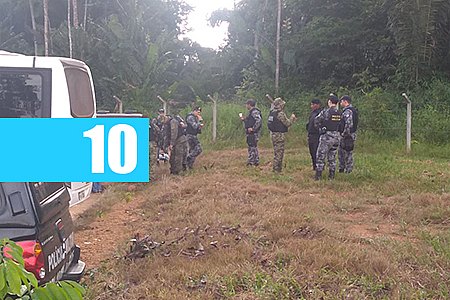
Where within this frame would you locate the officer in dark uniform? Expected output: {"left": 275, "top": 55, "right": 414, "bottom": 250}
{"left": 313, "top": 94, "right": 342, "bottom": 180}
{"left": 240, "top": 99, "right": 262, "bottom": 166}
{"left": 306, "top": 99, "right": 322, "bottom": 170}
{"left": 185, "top": 106, "right": 204, "bottom": 169}
{"left": 339, "top": 95, "right": 358, "bottom": 173}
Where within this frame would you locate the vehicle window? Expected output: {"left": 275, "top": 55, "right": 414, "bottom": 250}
{"left": 64, "top": 67, "right": 94, "bottom": 118}
{"left": 0, "top": 72, "right": 43, "bottom": 118}
{"left": 30, "top": 182, "right": 65, "bottom": 204}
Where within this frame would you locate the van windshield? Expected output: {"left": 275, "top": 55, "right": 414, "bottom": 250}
{"left": 0, "top": 68, "right": 51, "bottom": 118}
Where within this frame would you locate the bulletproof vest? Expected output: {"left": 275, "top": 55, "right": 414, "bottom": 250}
{"left": 156, "top": 117, "right": 164, "bottom": 129}
{"left": 323, "top": 108, "right": 341, "bottom": 132}
{"left": 244, "top": 108, "right": 261, "bottom": 129}
{"left": 164, "top": 116, "right": 185, "bottom": 141}
{"left": 307, "top": 108, "right": 322, "bottom": 134}
{"left": 186, "top": 113, "right": 201, "bottom": 135}
{"left": 175, "top": 115, "right": 187, "bottom": 138}
{"left": 268, "top": 110, "right": 288, "bottom": 133}
{"left": 342, "top": 106, "right": 358, "bottom": 133}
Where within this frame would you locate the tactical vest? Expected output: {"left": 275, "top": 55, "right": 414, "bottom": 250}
{"left": 307, "top": 108, "right": 322, "bottom": 134}
{"left": 341, "top": 106, "right": 358, "bottom": 133}
{"left": 175, "top": 115, "right": 187, "bottom": 138}
{"left": 268, "top": 110, "right": 288, "bottom": 133}
{"left": 244, "top": 108, "right": 261, "bottom": 130}
{"left": 186, "top": 113, "right": 201, "bottom": 135}
{"left": 166, "top": 116, "right": 186, "bottom": 141}
{"left": 323, "top": 108, "right": 341, "bottom": 131}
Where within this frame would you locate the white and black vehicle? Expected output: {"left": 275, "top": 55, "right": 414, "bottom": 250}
{"left": 0, "top": 182, "right": 85, "bottom": 283}
{"left": 0, "top": 50, "right": 96, "bottom": 206}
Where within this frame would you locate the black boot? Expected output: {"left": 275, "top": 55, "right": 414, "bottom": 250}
{"left": 329, "top": 170, "right": 335, "bottom": 180}
{"left": 314, "top": 170, "right": 322, "bottom": 181}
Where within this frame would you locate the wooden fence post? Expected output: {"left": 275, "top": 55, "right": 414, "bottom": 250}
{"left": 113, "top": 95, "right": 123, "bottom": 113}
{"left": 402, "top": 93, "right": 412, "bottom": 154}
{"left": 157, "top": 95, "right": 168, "bottom": 115}
{"left": 207, "top": 94, "right": 217, "bottom": 143}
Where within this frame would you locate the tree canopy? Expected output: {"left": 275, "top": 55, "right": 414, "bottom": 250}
{"left": 0, "top": 0, "right": 449, "bottom": 115}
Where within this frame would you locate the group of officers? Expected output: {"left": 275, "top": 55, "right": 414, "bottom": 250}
{"left": 241, "top": 94, "right": 358, "bottom": 180}
{"left": 149, "top": 93, "right": 358, "bottom": 181}
{"left": 149, "top": 106, "right": 204, "bottom": 178}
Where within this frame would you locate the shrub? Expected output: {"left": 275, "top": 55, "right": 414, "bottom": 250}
{"left": 0, "top": 238, "right": 85, "bottom": 300}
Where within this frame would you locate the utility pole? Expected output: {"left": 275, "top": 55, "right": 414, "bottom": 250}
{"left": 402, "top": 93, "right": 412, "bottom": 154}
{"left": 275, "top": 0, "right": 282, "bottom": 95}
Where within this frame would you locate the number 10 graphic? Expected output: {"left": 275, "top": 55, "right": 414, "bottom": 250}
{"left": 84, "top": 124, "right": 138, "bottom": 174}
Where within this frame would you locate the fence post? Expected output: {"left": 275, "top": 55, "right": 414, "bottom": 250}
{"left": 113, "top": 95, "right": 123, "bottom": 113}
{"left": 402, "top": 93, "right": 412, "bottom": 154}
{"left": 157, "top": 95, "right": 168, "bottom": 115}
{"left": 207, "top": 94, "right": 217, "bottom": 143}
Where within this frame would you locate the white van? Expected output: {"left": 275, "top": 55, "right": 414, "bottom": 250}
{"left": 0, "top": 50, "right": 95, "bottom": 206}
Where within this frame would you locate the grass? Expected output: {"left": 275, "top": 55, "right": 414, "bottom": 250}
{"left": 78, "top": 106, "right": 449, "bottom": 299}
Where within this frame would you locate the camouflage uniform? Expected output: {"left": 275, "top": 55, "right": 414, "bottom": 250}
{"left": 339, "top": 105, "right": 357, "bottom": 173}
{"left": 244, "top": 107, "right": 262, "bottom": 166}
{"left": 169, "top": 116, "right": 188, "bottom": 175}
{"left": 314, "top": 106, "right": 341, "bottom": 179}
{"left": 149, "top": 118, "right": 161, "bottom": 178}
{"left": 268, "top": 99, "right": 295, "bottom": 172}
{"left": 186, "top": 113, "right": 203, "bottom": 169}
{"left": 156, "top": 114, "right": 167, "bottom": 155}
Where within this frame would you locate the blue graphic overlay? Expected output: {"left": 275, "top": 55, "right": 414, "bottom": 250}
{"left": 0, "top": 118, "right": 149, "bottom": 182}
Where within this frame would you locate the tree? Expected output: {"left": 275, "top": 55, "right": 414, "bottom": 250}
{"left": 67, "top": 0, "right": 73, "bottom": 58}
{"left": 72, "top": 0, "right": 79, "bottom": 28}
{"left": 43, "top": 0, "right": 49, "bottom": 56}
{"left": 28, "top": 0, "right": 38, "bottom": 55}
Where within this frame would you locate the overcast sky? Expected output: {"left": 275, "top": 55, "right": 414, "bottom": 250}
{"left": 182, "top": 0, "right": 236, "bottom": 49}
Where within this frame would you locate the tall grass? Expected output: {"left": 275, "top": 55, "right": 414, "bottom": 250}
{"left": 195, "top": 102, "right": 450, "bottom": 160}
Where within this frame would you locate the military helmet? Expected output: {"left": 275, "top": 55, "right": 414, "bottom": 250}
{"left": 272, "top": 97, "right": 285, "bottom": 110}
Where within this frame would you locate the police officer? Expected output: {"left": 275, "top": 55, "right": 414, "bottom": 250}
{"left": 339, "top": 95, "right": 358, "bottom": 173}
{"left": 306, "top": 99, "right": 322, "bottom": 170}
{"left": 268, "top": 98, "right": 297, "bottom": 172}
{"left": 314, "top": 94, "right": 341, "bottom": 180}
{"left": 148, "top": 115, "right": 162, "bottom": 180}
{"left": 167, "top": 114, "right": 188, "bottom": 175}
{"left": 186, "top": 106, "right": 204, "bottom": 169}
{"left": 156, "top": 109, "right": 167, "bottom": 157}
{"left": 240, "top": 99, "right": 262, "bottom": 166}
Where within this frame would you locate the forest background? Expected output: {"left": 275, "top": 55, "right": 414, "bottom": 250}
{"left": 1, "top": 0, "right": 450, "bottom": 146}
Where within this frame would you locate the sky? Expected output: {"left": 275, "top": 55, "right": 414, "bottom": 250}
{"left": 182, "top": 0, "right": 236, "bottom": 49}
